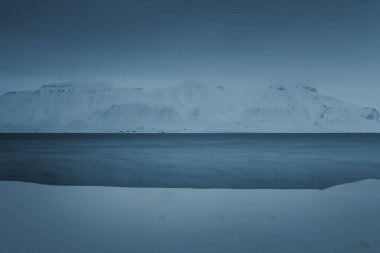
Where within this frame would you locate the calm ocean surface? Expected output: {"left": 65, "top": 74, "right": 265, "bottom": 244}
{"left": 0, "top": 133, "right": 379, "bottom": 189}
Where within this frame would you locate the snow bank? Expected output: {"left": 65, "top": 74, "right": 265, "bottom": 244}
{"left": 1, "top": 180, "right": 379, "bottom": 253}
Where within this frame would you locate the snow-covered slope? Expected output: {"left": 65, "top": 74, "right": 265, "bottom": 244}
{"left": 0, "top": 82, "right": 146, "bottom": 132}
{"left": 236, "top": 85, "right": 380, "bottom": 132}
{"left": 0, "top": 82, "right": 379, "bottom": 132}
{"left": 1, "top": 179, "right": 380, "bottom": 253}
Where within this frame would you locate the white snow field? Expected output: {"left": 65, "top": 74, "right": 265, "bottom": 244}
{"left": 0, "top": 82, "right": 379, "bottom": 132}
{"left": 0, "top": 180, "right": 379, "bottom": 253}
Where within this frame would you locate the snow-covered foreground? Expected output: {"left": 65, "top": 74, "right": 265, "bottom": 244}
{"left": 1, "top": 180, "right": 380, "bottom": 253}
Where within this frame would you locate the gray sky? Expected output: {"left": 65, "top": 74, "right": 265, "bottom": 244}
{"left": 1, "top": 0, "right": 379, "bottom": 107}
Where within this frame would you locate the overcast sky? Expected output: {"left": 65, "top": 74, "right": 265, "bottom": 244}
{"left": 1, "top": 0, "right": 379, "bottom": 107}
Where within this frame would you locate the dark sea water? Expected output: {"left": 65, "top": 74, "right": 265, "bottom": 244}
{"left": 0, "top": 133, "right": 380, "bottom": 189}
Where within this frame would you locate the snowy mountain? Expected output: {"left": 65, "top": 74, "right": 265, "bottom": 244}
{"left": 236, "top": 85, "right": 380, "bottom": 132}
{"left": 0, "top": 82, "right": 379, "bottom": 132}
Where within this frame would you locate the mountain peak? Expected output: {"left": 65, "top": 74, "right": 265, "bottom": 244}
{"left": 177, "top": 82, "right": 208, "bottom": 90}
{"left": 39, "top": 82, "right": 112, "bottom": 91}
{"left": 296, "top": 85, "right": 318, "bottom": 92}
{"left": 269, "top": 85, "right": 318, "bottom": 93}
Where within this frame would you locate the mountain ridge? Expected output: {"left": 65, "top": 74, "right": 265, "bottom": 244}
{"left": 0, "top": 82, "right": 379, "bottom": 133}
